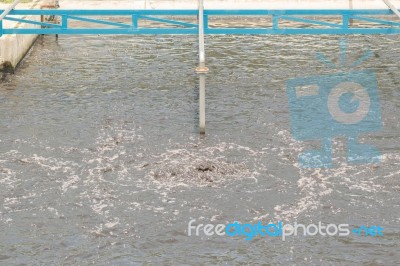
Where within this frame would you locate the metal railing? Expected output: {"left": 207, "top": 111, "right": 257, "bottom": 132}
{"left": 2, "top": 4, "right": 400, "bottom": 133}
{"left": 2, "top": 9, "right": 400, "bottom": 35}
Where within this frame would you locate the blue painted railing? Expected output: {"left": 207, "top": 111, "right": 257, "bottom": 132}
{"left": 1, "top": 9, "right": 400, "bottom": 36}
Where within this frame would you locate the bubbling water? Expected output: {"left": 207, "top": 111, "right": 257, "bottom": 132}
{"left": 147, "top": 148, "right": 251, "bottom": 187}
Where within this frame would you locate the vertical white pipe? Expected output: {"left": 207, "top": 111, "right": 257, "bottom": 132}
{"left": 198, "top": 0, "right": 205, "bottom": 67}
{"left": 349, "top": 0, "right": 353, "bottom": 26}
{"left": 198, "top": 0, "right": 207, "bottom": 134}
{"left": 199, "top": 74, "right": 206, "bottom": 134}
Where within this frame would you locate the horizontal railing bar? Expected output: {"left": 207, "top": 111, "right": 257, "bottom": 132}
{"left": 1, "top": 9, "right": 400, "bottom": 16}
{"left": 206, "top": 27, "right": 400, "bottom": 34}
{"left": 3, "top": 28, "right": 199, "bottom": 34}
{"left": 2, "top": 9, "right": 198, "bottom": 16}
{"left": 5, "top": 27, "right": 400, "bottom": 35}
{"left": 204, "top": 9, "right": 399, "bottom": 15}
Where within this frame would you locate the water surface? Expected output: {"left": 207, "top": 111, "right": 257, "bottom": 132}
{"left": 0, "top": 26, "right": 400, "bottom": 265}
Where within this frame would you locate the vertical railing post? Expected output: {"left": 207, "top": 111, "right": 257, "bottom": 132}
{"left": 343, "top": 14, "right": 349, "bottom": 32}
{"left": 196, "top": 0, "right": 208, "bottom": 134}
{"left": 61, "top": 14, "right": 68, "bottom": 29}
{"left": 132, "top": 14, "right": 138, "bottom": 30}
{"left": 204, "top": 14, "right": 208, "bottom": 31}
{"left": 272, "top": 14, "right": 279, "bottom": 31}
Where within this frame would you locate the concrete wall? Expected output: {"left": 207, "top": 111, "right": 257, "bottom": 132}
{"left": 0, "top": 0, "right": 45, "bottom": 72}
{"left": 0, "top": 28, "right": 40, "bottom": 72}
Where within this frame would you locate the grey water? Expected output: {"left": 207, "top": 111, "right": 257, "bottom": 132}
{"left": 0, "top": 30, "right": 400, "bottom": 264}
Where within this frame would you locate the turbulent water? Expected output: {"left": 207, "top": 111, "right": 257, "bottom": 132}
{"left": 0, "top": 27, "right": 400, "bottom": 264}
